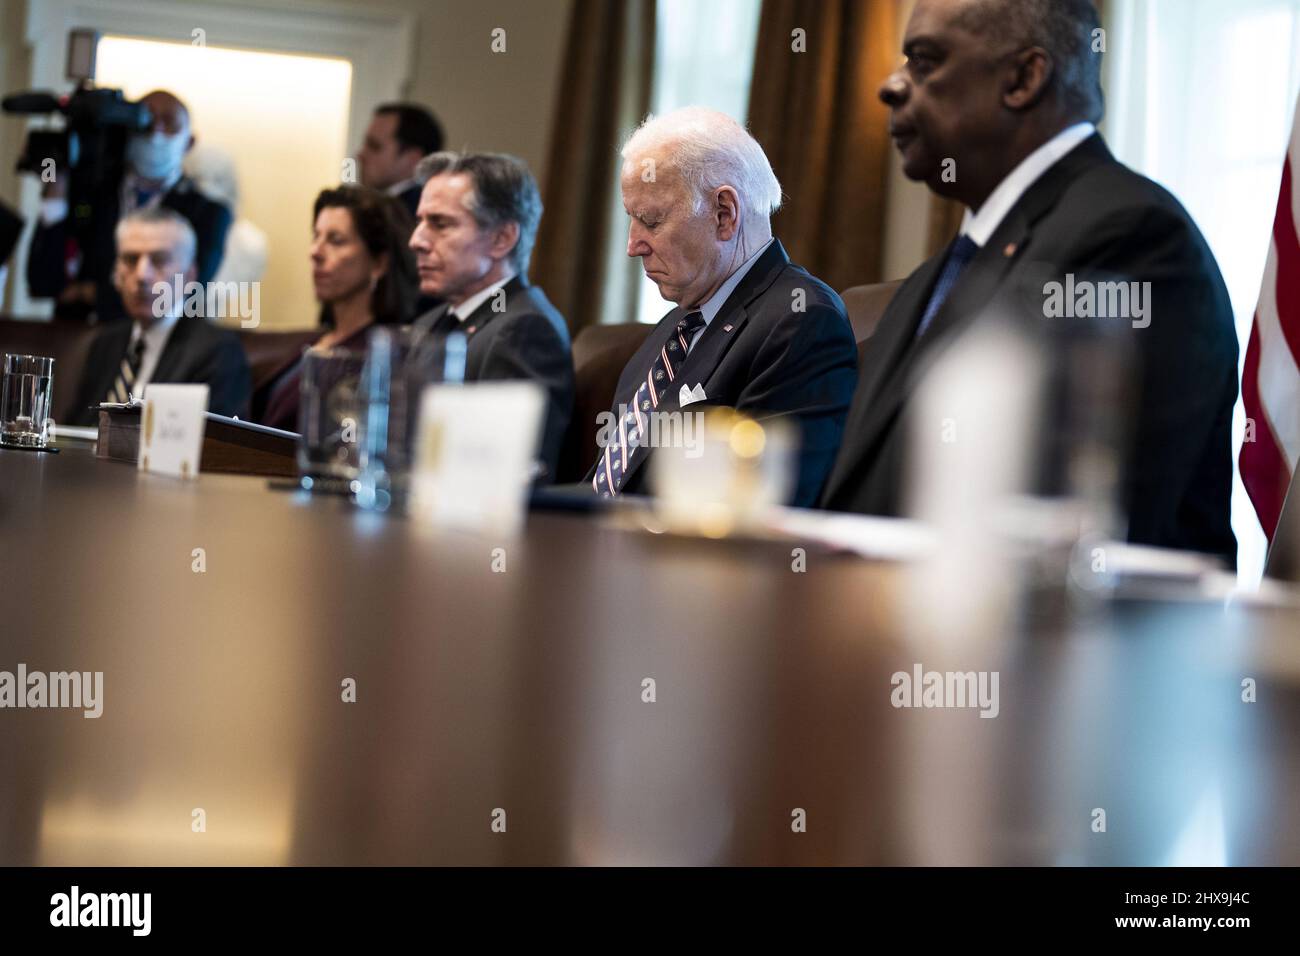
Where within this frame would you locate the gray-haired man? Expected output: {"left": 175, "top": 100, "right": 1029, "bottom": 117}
{"left": 65, "top": 206, "right": 250, "bottom": 425}
{"left": 408, "top": 151, "right": 574, "bottom": 483}
{"left": 589, "top": 107, "right": 857, "bottom": 506}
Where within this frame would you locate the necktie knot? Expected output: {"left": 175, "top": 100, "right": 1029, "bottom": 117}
{"left": 950, "top": 233, "right": 979, "bottom": 266}
{"left": 677, "top": 311, "right": 705, "bottom": 340}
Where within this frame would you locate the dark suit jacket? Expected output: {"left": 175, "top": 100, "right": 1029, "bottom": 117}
{"left": 818, "top": 134, "right": 1239, "bottom": 564}
{"left": 28, "top": 175, "right": 233, "bottom": 306}
{"left": 412, "top": 275, "right": 575, "bottom": 483}
{"left": 395, "top": 182, "right": 422, "bottom": 219}
{"left": 66, "top": 316, "right": 252, "bottom": 426}
{"left": 587, "top": 239, "right": 858, "bottom": 507}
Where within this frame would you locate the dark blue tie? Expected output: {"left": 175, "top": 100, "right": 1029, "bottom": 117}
{"left": 915, "top": 234, "right": 980, "bottom": 338}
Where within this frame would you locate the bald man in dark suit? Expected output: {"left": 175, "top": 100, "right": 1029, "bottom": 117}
{"left": 818, "top": 0, "right": 1238, "bottom": 564}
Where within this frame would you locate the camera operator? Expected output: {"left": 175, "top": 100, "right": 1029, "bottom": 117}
{"left": 27, "top": 89, "right": 232, "bottom": 321}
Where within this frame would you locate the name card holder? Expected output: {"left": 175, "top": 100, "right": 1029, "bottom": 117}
{"left": 138, "top": 384, "right": 209, "bottom": 479}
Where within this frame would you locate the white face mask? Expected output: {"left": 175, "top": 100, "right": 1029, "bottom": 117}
{"left": 127, "top": 131, "right": 188, "bottom": 181}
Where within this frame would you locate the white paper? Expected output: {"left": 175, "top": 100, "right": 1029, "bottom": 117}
{"left": 138, "top": 384, "right": 209, "bottom": 479}
{"left": 410, "top": 381, "right": 545, "bottom": 534}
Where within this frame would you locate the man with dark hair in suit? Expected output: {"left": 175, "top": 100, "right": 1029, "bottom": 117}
{"left": 358, "top": 103, "right": 445, "bottom": 217}
{"left": 65, "top": 207, "right": 250, "bottom": 426}
{"left": 407, "top": 151, "right": 574, "bottom": 483}
{"left": 589, "top": 106, "right": 858, "bottom": 507}
{"left": 28, "top": 90, "right": 232, "bottom": 321}
{"left": 818, "top": 0, "right": 1239, "bottom": 563}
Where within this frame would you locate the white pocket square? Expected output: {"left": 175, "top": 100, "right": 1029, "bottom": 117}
{"left": 679, "top": 383, "right": 707, "bottom": 406}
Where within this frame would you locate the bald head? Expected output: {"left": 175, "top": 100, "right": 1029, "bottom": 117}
{"left": 140, "top": 90, "right": 191, "bottom": 136}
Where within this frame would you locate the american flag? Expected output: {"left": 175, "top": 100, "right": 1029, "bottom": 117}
{"left": 1241, "top": 93, "right": 1300, "bottom": 542}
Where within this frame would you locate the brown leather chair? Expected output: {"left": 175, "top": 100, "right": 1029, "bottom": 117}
{"left": 840, "top": 279, "right": 903, "bottom": 343}
{"left": 556, "top": 322, "right": 655, "bottom": 482}
{"left": 0, "top": 318, "right": 103, "bottom": 423}
{"left": 236, "top": 328, "right": 318, "bottom": 393}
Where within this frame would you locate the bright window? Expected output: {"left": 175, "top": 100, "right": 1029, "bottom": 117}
{"left": 633, "top": 0, "right": 763, "bottom": 326}
{"left": 1105, "top": 0, "right": 1300, "bottom": 583}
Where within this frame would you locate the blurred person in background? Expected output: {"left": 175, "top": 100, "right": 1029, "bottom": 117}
{"left": 253, "top": 185, "right": 416, "bottom": 431}
{"left": 28, "top": 90, "right": 232, "bottom": 321}
{"left": 184, "top": 141, "right": 268, "bottom": 319}
{"left": 356, "top": 103, "right": 445, "bottom": 217}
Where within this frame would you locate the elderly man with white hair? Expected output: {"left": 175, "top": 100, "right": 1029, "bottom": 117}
{"left": 589, "top": 106, "right": 857, "bottom": 506}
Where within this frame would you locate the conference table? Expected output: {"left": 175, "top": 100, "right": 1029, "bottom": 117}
{"left": 2, "top": 441, "right": 1298, "bottom": 866}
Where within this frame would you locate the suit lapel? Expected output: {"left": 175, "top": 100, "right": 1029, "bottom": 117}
{"left": 616, "top": 240, "right": 790, "bottom": 488}
{"left": 822, "top": 133, "right": 1117, "bottom": 505}
{"left": 87, "top": 324, "right": 133, "bottom": 408}
{"left": 678, "top": 239, "right": 789, "bottom": 396}
{"left": 854, "top": 251, "right": 946, "bottom": 416}
{"left": 150, "top": 317, "right": 193, "bottom": 383}
{"left": 458, "top": 274, "right": 526, "bottom": 337}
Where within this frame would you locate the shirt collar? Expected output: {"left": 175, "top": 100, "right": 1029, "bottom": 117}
{"left": 451, "top": 273, "right": 516, "bottom": 322}
{"left": 696, "top": 237, "right": 774, "bottom": 326}
{"left": 131, "top": 309, "right": 182, "bottom": 349}
{"left": 960, "top": 122, "right": 1096, "bottom": 247}
{"left": 387, "top": 178, "right": 420, "bottom": 198}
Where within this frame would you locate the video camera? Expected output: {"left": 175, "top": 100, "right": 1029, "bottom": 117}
{"left": 1, "top": 29, "right": 151, "bottom": 311}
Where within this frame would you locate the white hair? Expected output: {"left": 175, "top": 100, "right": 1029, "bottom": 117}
{"left": 621, "top": 106, "right": 782, "bottom": 224}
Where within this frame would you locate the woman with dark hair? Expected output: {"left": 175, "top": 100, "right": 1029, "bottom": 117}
{"left": 254, "top": 185, "right": 417, "bottom": 430}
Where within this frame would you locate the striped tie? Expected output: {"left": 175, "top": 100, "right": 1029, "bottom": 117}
{"left": 593, "top": 310, "right": 705, "bottom": 497}
{"left": 107, "top": 337, "right": 146, "bottom": 404}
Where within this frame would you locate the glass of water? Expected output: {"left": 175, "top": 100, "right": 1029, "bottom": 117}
{"left": 296, "top": 346, "right": 366, "bottom": 491}
{"left": 354, "top": 327, "right": 468, "bottom": 511}
{"left": 0, "top": 354, "right": 55, "bottom": 449}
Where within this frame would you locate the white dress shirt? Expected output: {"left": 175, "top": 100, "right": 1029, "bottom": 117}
{"left": 451, "top": 273, "right": 516, "bottom": 323}
{"left": 131, "top": 310, "right": 183, "bottom": 400}
{"left": 387, "top": 178, "right": 421, "bottom": 200}
{"left": 686, "top": 236, "right": 775, "bottom": 351}
{"left": 959, "top": 122, "right": 1096, "bottom": 248}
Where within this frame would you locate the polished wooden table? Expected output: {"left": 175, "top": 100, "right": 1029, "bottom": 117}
{"left": 2, "top": 444, "right": 1298, "bottom": 865}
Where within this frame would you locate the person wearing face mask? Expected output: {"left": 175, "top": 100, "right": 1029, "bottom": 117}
{"left": 26, "top": 89, "right": 233, "bottom": 322}
{"left": 253, "top": 185, "right": 417, "bottom": 431}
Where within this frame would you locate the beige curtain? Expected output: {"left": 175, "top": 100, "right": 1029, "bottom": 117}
{"left": 747, "top": 0, "right": 900, "bottom": 292}
{"left": 531, "top": 0, "right": 655, "bottom": 333}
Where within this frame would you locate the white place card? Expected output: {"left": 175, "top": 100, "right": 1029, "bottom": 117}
{"left": 410, "top": 381, "right": 545, "bottom": 535}
{"left": 138, "top": 384, "right": 209, "bottom": 479}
